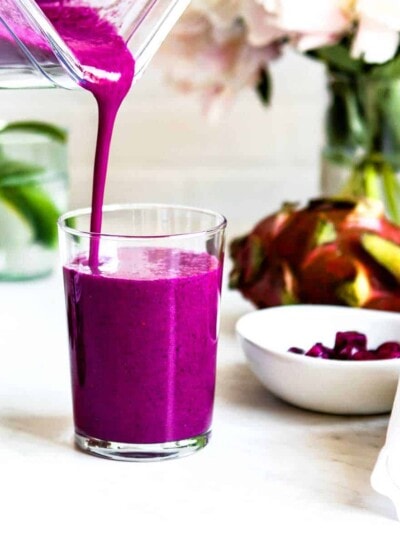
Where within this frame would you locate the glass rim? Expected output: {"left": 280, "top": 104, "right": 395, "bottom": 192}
{"left": 58, "top": 203, "right": 227, "bottom": 240}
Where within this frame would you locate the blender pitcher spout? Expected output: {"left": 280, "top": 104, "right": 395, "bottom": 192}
{"left": 0, "top": 0, "right": 191, "bottom": 89}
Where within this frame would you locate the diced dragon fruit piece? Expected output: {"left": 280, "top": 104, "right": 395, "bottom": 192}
{"left": 351, "top": 350, "right": 377, "bottom": 361}
{"left": 288, "top": 331, "right": 400, "bottom": 361}
{"left": 335, "top": 345, "right": 362, "bottom": 360}
{"left": 305, "top": 342, "right": 332, "bottom": 359}
{"left": 375, "top": 342, "right": 400, "bottom": 359}
{"left": 334, "top": 331, "right": 367, "bottom": 352}
{"left": 288, "top": 347, "right": 305, "bottom": 355}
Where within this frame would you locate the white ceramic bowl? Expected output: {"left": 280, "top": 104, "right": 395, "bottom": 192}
{"left": 236, "top": 305, "right": 400, "bottom": 415}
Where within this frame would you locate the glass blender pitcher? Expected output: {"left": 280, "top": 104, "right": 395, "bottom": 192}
{"left": 0, "top": 0, "right": 190, "bottom": 89}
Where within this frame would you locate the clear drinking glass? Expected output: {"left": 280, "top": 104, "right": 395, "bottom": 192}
{"left": 58, "top": 204, "right": 226, "bottom": 461}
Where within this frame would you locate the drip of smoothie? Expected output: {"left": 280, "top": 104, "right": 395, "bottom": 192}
{"left": 37, "top": 1, "right": 135, "bottom": 263}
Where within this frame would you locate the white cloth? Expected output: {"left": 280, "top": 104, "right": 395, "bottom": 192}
{"left": 371, "top": 377, "right": 400, "bottom": 520}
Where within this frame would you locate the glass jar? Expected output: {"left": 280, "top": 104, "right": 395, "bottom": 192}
{"left": 0, "top": 120, "right": 68, "bottom": 280}
{"left": 320, "top": 71, "right": 400, "bottom": 223}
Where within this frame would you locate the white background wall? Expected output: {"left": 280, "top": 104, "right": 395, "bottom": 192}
{"left": 0, "top": 50, "right": 328, "bottom": 238}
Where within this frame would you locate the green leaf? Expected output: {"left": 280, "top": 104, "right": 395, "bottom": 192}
{"left": 0, "top": 184, "right": 60, "bottom": 247}
{"left": 377, "top": 80, "right": 400, "bottom": 152}
{"left": 323, "top": 67, "right": 367, "bottom": 150}
{"left": 0, "top": 159, "right": 45, "bottom": 187}
{"left": 309, "top": 44, "right": 364, "bottom": 74}
{"left": 255, "top": 68, "right": 272, "bottom": 106}
{"left": 381, "top": 161, "right": 400, "bottom": 224}
{"left": 326, "top": 83, "right": 366, "bottom": 148}
{"left": 363, "top": 161, "right": 382, "bottom": 200}
{"left": 0, "top": 121, "right": 67, "bottom": 144}
{"left": 371, "top": 55, "right": 400, "bottom": 80}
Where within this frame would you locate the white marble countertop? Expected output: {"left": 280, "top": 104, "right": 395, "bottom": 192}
{"left": 1, "top": 271, "right": 400, "bottom": 541}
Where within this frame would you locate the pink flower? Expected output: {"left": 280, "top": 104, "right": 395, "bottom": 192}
{"left": 190, "top": 0, "right": 241, "bottom": 28}
{"left": 352, "top": 0, "right": 400, "bottom": 63}
{"left": 258, "top": 0, "right": 350, "bottom": 50}
{"left": 240, "top": 1, "right": 287, "bottom": 47}
{"left": 158, "top": 0, "right": 400, "bottom": 115}
{"left": 261, "top": 0, "right": 348, "bottom": 33}
{"left": 158, "top": 10, "right": 282, "bottom": 119}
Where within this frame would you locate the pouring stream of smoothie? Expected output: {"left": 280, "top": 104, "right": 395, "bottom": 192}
{"left": 37, "top": 2, "right": 135, "bottom": 265}
{"left": 31, "top": 2, "right": 223, "bottom": 448}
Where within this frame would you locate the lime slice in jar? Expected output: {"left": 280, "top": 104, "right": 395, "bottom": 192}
{"left": 0, "top": 184, "right": 60, "bottom": 247}
{"left": 0, "top": 121, "right": 66, "bottom": 248}
{"left": 0, "top": 121, "right": 67, "bottom": 144}
{"left": 0, "top": 196, "right": 33, "bottom": 248}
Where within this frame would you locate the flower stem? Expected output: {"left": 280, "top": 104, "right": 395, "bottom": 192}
{"left": 382, "top": 161, "right": 400, "bottom": 224}
{"left": 341, "top": 156, "right": 400, "bottom": 224}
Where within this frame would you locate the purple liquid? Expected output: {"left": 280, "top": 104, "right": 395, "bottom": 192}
{"left": 29, "top": 3, "right": 223, "bottom": 444}
{"left": 38, "top": 1, "right": 135, "bottom": 264}
{"left": 64, "top": 248, "right": 221, "bottom": 444}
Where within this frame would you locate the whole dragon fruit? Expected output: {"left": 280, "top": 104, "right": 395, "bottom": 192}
{"left": 229, "top": 198, "right": 400, "bottom": 311}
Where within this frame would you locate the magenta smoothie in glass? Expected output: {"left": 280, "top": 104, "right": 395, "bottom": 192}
{"left": 34, "top": 2, "right": 227, "bottom": 459}
{"left": 59, "top": 205, "right": 226, "bottom": 460}
{"left": 64, "top": 246, "right": 222, "bottom": 445}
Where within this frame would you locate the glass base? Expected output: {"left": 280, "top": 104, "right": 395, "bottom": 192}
{"left": 74, "top": 430, "right": 211, "bottom": 462}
